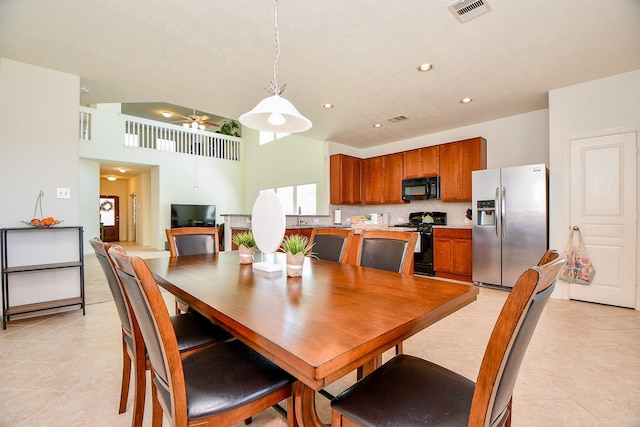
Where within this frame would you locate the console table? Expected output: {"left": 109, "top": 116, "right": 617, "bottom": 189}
{"left": 1, "top": 226, "right": 85, "bottom": 329}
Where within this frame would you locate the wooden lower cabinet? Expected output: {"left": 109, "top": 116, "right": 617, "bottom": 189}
{"left": 433, "top": 228, "right": 472, "bottom": 282}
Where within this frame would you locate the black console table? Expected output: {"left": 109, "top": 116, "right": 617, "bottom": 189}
{"left": 1, "top": 226, "right": 85, "bottom": 329}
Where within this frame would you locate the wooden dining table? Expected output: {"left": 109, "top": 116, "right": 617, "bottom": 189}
{"left": 145, "top": 251, "right": 479, "bottom": 427}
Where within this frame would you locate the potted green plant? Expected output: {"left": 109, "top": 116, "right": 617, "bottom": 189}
{"left": 232, "top": 231, "right": 257, "bottom": 264}
{"left": 219, "top": 119, "right": 241, "bottom": 137}
{"left": 279, "top": 234, "right": 315, "bottom": 277}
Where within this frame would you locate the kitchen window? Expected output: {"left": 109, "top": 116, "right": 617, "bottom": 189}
{"left": 263, "top": 183, "right": 317, "bottom": 215}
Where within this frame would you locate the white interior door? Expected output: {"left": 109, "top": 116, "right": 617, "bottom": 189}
{"left": 568, "top": 131, "right": 637, "bottom": 308}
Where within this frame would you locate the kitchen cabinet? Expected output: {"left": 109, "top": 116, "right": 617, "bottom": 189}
{"left": 403, "top": 146, "right": 440, "bottom": 179}
{"left": 1, "top": 226, "right": 85, "bottom": 329}
{"left": 362, "top": 153, "right": 404, "bottom": 204}
{"left": 362, "top": 156, "right": 383, "bottom": 204}
{"left": 330, "top": 154, "right": 362, "bottom": 205}
{"left": 433, "top": 227, "right": 472, "bottom": 282}
{"left": 439, "top": 137, "right": 487, "bottom": 201}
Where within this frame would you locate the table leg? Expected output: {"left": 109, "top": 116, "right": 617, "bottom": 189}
{"left": 356, "top": 354, "right": 383, "bottom": 380}
{"left": 294, "top": 382, "right": 327, "bottom": 427}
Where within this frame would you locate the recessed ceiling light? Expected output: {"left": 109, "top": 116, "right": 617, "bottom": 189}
{"left": 162, "top": 112, "right": 172, "bottom": 118}
{"left": 417, "top": 63, "right": 433, "bottom": 72}
{"left": 322, "top": 103, "right": 334, "bottom": 110}
{"left": 106, "top": 176, "right": 116, "bottom": 181}
{"left": 460, "top": 97, "right": 473, "bottom": 104}
{"left": 373, "top": 123, "right": 382, "bottom": 128}
{"left": 118, "top": 168, "right": 127, "bottom": 173}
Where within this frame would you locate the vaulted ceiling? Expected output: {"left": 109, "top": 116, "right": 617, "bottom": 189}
{"left": 1, "top": 0, "right": 639, "bottom": 148}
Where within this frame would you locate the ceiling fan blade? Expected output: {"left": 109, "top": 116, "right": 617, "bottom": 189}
{"left": 198, "top": 115, "right": 210, "bottom": 121}
{"left": 203, "top": 121, "right": 220, "bottom": 127}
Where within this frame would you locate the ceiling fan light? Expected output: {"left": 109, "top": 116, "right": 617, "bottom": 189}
{"left": 199, "top": 124, "right": 206, "bottom": 131}
{"left": 240, "top": 94, "right": 312, "bottom": 133}
{"left": 190, "top": 121, "right": 199, "bottom": 129}
{"left": 183, "top": 123, "right": 189, "bottom": 129}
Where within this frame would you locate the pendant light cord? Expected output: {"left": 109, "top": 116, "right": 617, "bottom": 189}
{"left": 270, "top": 0, "right": 286, "bottom": 95}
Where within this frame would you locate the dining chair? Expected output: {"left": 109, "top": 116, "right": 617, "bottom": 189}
{"left": 309, "top": 227, "right": 355, "bottom": 263}
{"left": 90, "top": 238, "right": 233, "bottom": 427}
{"left": 165, "top": 227, "right": 220, "bottom": 257}
{"left": 108, "top": 247, "right": 297, "bottom": 427}
{"left": 165, "top": 227, "right": 219, "bottom": 313}
{"left": 355, "top": 229, "right": 418, "bottom": 356}
{"left": 330, "top": 249, "right": 564, "bottom": 427}
{"left": 356, "top": 230, "right": 418, "bottom": 275}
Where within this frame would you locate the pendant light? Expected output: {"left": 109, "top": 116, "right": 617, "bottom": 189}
{"left": 239, "top": 0, "right": 312, "bottom": 134}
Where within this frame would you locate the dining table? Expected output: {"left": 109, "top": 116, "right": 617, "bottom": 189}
{"left": 145, "top": 251, "right": 479, "bottom": 427}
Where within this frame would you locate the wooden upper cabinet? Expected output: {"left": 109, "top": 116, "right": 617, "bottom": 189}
{"left": 362, "top": 154, "right": 404, "bottom": 204}
{"left": 402, "top": 146, "right": 440, "bottom": 179}
{"left": 330, "top": 154, "right": 362, "bottom": 204}
{"left": 382, "top": 153, "right": 404, "bottom": 203}
{"left": 439, "top": 137, "right": 487, "bottom": 201}
{"left": 362, "top": 156, "right": 383, "bottom": 204}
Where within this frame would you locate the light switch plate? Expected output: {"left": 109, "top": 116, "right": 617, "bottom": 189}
{"left": 57, "top": 188, "right": 71, "bottom": 199}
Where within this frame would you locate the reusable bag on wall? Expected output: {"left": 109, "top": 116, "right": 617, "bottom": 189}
{"left": 560, "top": 228, "right": 596, "bottom": 285}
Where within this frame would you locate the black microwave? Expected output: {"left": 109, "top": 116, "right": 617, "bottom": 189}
{"left": 402, "top": 177, "right": 440, "bottom": 201}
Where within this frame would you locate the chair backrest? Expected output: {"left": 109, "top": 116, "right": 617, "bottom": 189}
{"left": 309, "top": 228, "right": 355, "bottom": 263}
{"left": 166, "top": 227, "right": 219, "bottom": 257}
{"left": 89, "top": 238, "right": 132, "bottom": 334}
{"left": 469, "top": 250, "right": 564, "bottom": 427}
{"left": 109, "top": 247, "right": 187, "bottom": 422}
{"left": 356, "top": 230, "right": 418, "bottom": 275}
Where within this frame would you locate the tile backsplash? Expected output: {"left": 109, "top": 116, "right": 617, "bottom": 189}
{"left": 330, "top": 200, "right": 472, "bottom": 226}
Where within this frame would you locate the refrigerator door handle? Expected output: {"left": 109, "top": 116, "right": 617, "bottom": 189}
{"left": 502, "top": 186, "right": 507, "bottom": 239}
{"left": 495, "top": 187, "right": 500, "bottom": 238}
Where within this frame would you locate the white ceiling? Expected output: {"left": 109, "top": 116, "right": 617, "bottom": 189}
{"left": 1, "top": 0, "right": 639, "bottom": 149}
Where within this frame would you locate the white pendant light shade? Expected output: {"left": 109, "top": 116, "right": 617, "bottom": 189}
{"left": 239, "top": 94, "right": 312, "bottom": 133}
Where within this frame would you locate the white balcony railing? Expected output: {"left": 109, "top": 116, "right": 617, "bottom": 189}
{"left": 79, "top": 108, "right": 241, "bottom": 162}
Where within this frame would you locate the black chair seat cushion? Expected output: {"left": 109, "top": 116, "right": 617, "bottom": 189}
{"left": 331, "top": 355, "right": 475, "bottom": 427}
{"left": 170, "top": 312, "right": 233, "bottom": 352}
{"left": 173, "top": 339, "right": 294, "bottom": 420}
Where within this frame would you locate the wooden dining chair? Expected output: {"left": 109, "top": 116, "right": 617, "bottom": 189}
{"left": 356, "top": 230, "right": 418, "bottom": 275}
{"left": 108, "top": 247, "right": 297, "bottom": 427}
{"left": 165, "top": 227, "right": 219, "bottom": 313}
{"left": 355, "top": 229, "right": 418, "bottom": 355}
{"left": 309, "top": 227, "right": 355, "bottom": 263}
{"left": 90, "top": 238, "right": 233, "bottom": 427}
{"left": 165, "top": 227, "right": 219, "bottom": 257}
{"left": 330, "top": 250, "right": 564, "bottom": 427}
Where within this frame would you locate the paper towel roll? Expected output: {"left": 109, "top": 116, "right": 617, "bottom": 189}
{"left": 334, "top": 209, "right": 342, "bottom": 224}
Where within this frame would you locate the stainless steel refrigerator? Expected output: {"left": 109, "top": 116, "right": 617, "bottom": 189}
{"left": 472, "top": 164, "right": 548, "bottom": 288}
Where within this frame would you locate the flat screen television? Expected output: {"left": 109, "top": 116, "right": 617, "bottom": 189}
{"left": 170, "top": 204, "right": 216, "bottom": 228}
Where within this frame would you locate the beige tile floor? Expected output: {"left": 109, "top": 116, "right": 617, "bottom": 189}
{"left": 1, "top": 244, "right": 639, "bottom": 426}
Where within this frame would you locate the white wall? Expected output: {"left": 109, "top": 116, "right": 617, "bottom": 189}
{"left": 0, "top": 58, "right": 80, "bottom": 227}
{"left": 549, "top": 69, "right": 640, "bottom": 303}
{"left": 330, "top": 109, "right": 549, "bottom": 169}
{"left": 79, "top": 159, "right": 101, "bottom": 244}
{"left": 0, "top": 58, "right": 82, "bottom": 306}
{"left": 242, "top": 127, "right": 330, "bottom": 214}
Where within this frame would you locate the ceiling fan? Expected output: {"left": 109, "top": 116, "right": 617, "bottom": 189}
{"left": 166, "top": 109, "right": 220, "bottom": 131}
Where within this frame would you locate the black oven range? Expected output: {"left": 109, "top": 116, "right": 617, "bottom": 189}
{"left": 394, "top": 211, "right": 447, "bottom": 276}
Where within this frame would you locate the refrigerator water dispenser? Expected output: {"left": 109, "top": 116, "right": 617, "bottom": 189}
{"left": 477, "top": 200, "right": 496, "bottom": 226}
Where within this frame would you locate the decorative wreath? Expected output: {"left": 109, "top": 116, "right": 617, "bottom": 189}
{"left": 100, "top": 201, "right": 113, "bottom": 212}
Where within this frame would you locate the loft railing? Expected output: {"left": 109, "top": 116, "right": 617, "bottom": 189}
{"left": 78, "top": 108, "right": 241, "bottom": 162}
{"left": 124, "top": 118, "right": 241, "bottom": 162}
{"left": 124, "top": 118, "right": 240, "bottom": 161}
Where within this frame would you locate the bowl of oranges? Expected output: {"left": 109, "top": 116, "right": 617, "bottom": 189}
{"left": 22, "top": 217, "right": 63, "bottom": 228}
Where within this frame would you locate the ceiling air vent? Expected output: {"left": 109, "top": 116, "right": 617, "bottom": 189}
{"left": 448, "top": 0, "right": 492, "bottom": 23}
{"left": 388, "top": 115, "right": 409, "bottom": 124}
